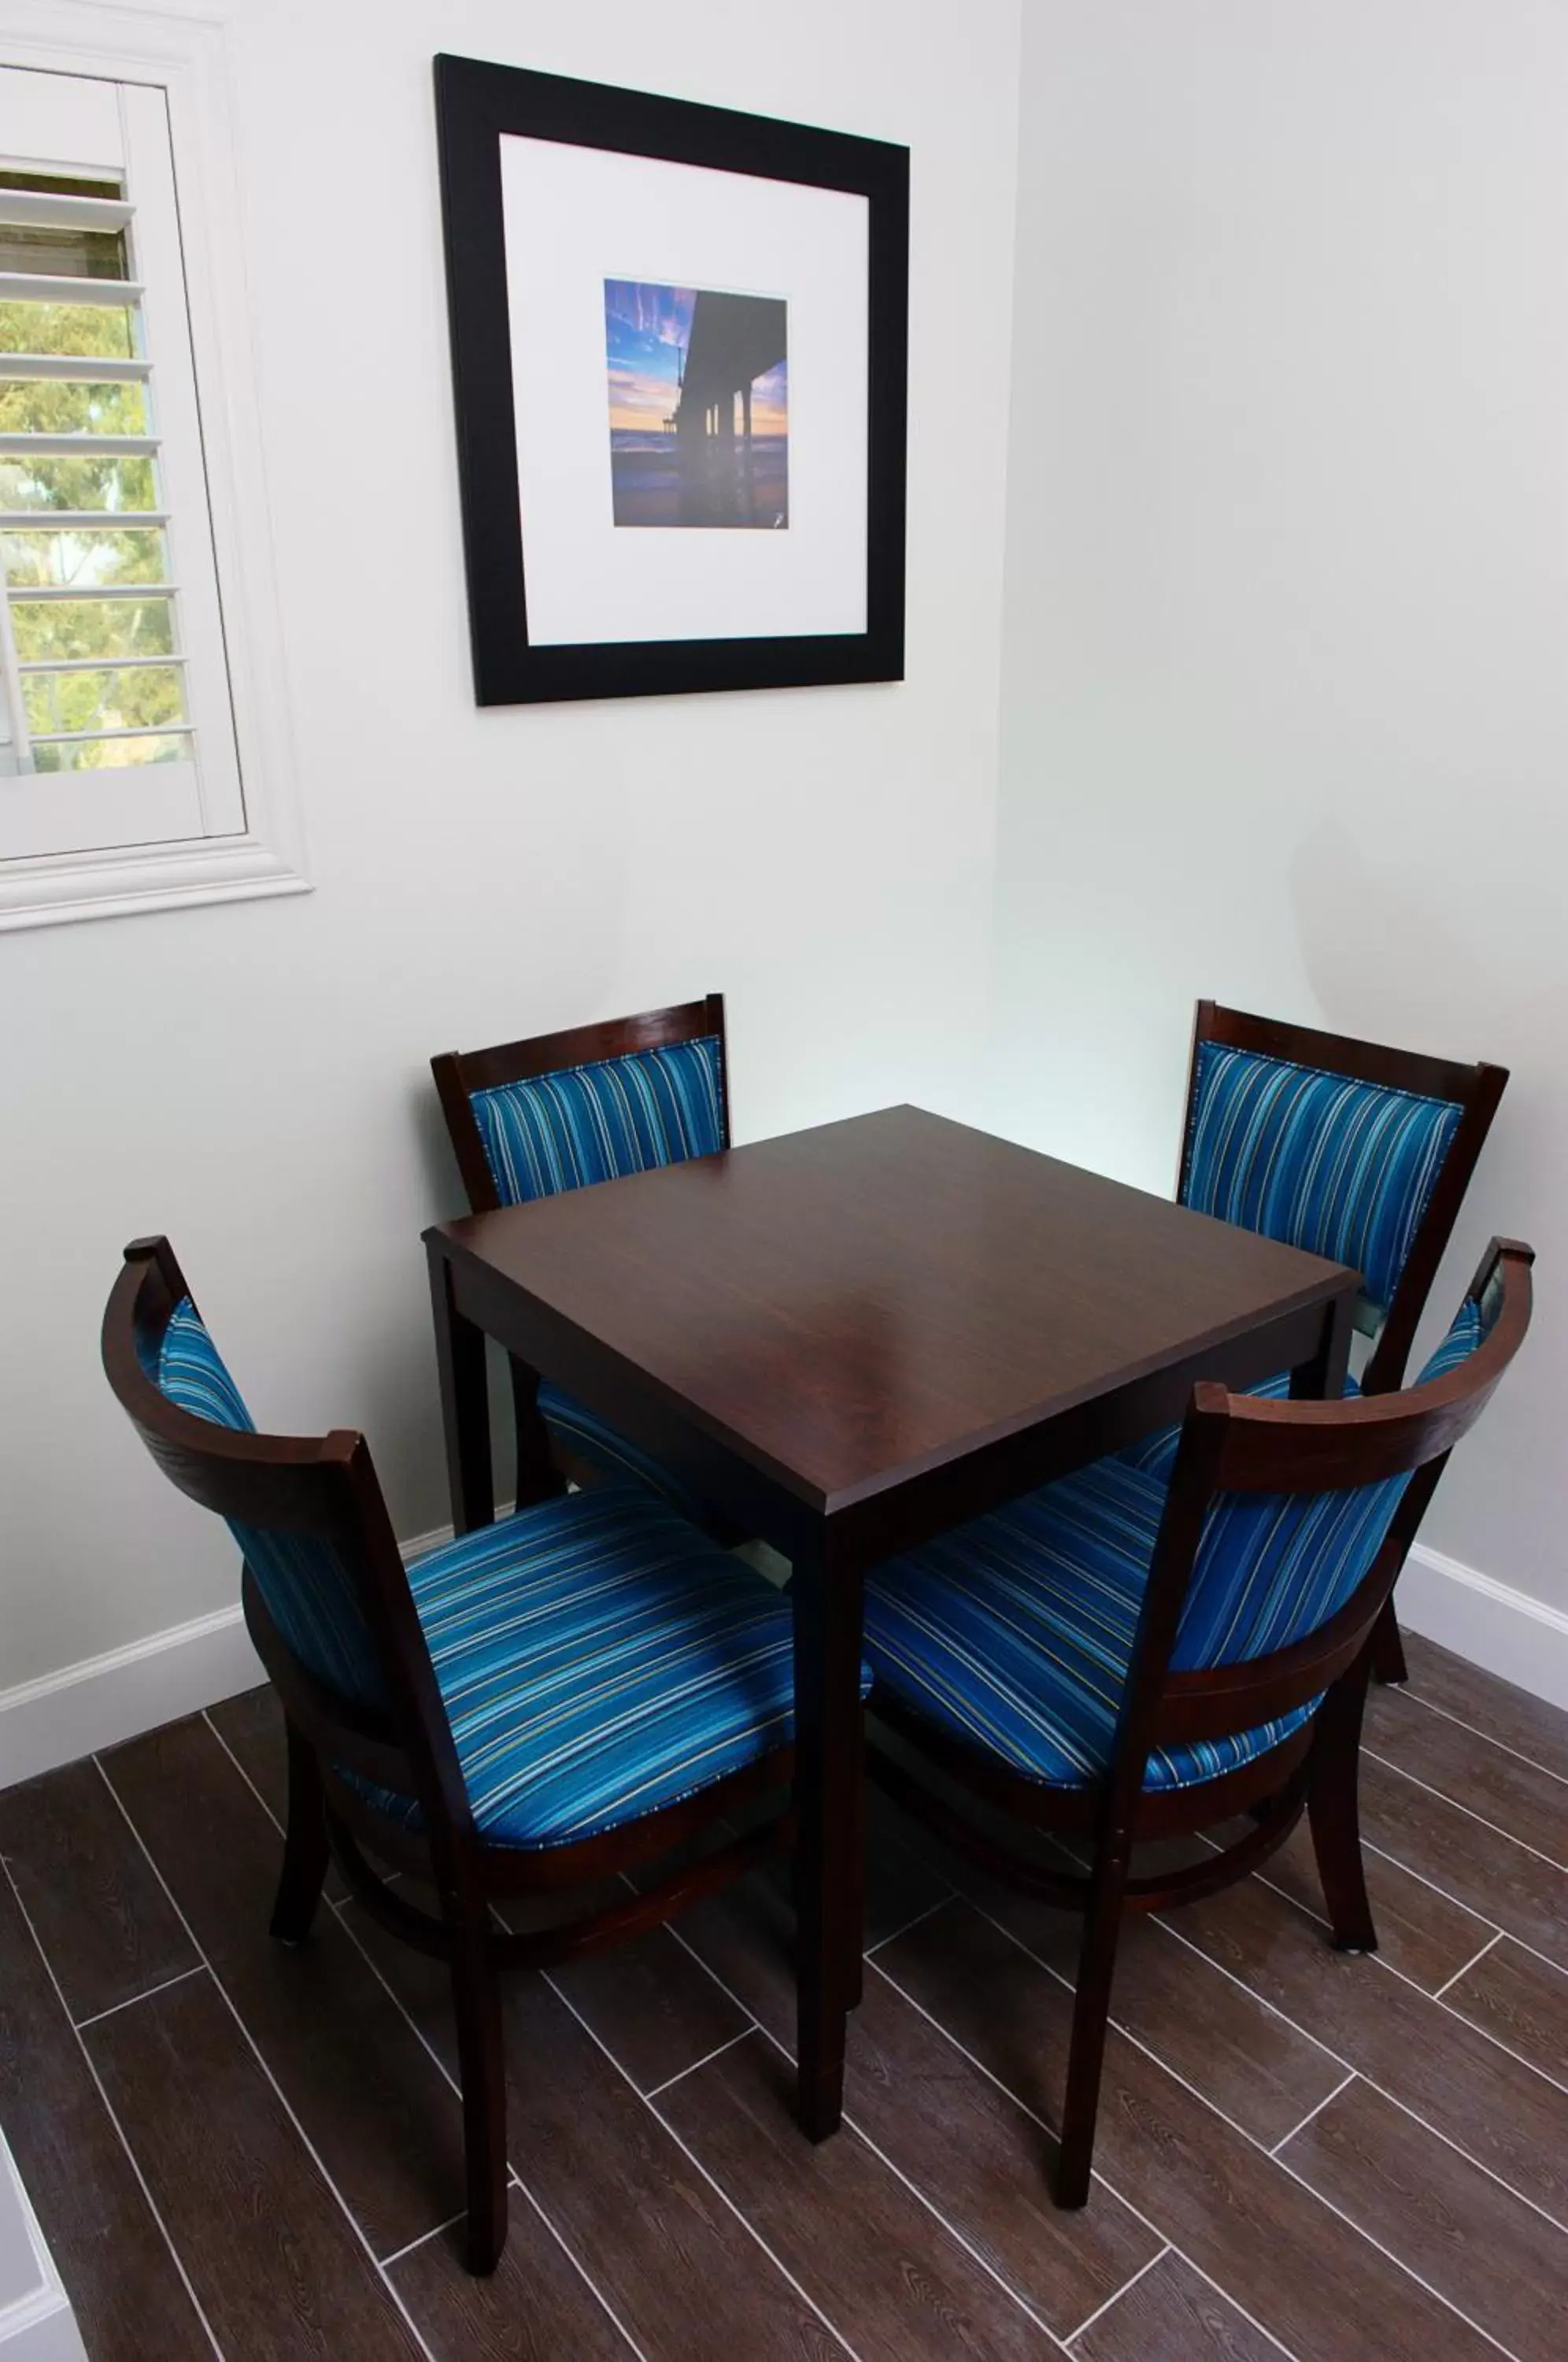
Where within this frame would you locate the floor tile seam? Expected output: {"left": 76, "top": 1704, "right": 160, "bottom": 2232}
{"left": 378, "top": 2208, "right": 468, "bottom": 2271}
{"left": 0, "top": 1850, "right": 228, "bottom": 2362}
{"left": 199, "top": 1712, "right": 405, "bottom": 1905}
{"left": 1037, "top": 1831, "right": 1356, "bottom": 2075}
{"left": 1116, "top": 1887, "right": 1568, "bottom": 2233}
{"left": 1059, "top": 2241, "right": 1169, "bottom": 2349}
{"left": 1359, "top": 1747, "right": 1568, "bottom": 1873}
{"left": 1267, "top": 2069, "right": 1359, "bottom": 2157}
{"left": 861, "top": 1949, "right": 1306, "bottom": 2362}
{"left": 1397, "top": 1690, "right": 1568, "bottom": 1793}
{"left": 72, "top": 1961, "right": 207, "bottom": 2031}
{"left": 1182, "top": 1824, "right": 1568, "bottom": 2086}
{"left": 201, "top": 1712, "right": 287, "bottom": 1838}
{"left": 540, "top": 1968, "right": 868, "bottom": 2362}
{"left": 1266, "top": 2142, "right": 1525, "bottom": 2362}
{"left": 1432, "top": 1931, "right": 1505, "bottom": 2001}
{"left": 91, "top": 1755, "right": 442, "bottom": 2362}
{"left": 863, "top": 1896, "right": 949, "bottom": 1959}
{"left": 324, "top": 1875, "right": 645, "bottom": 2361}
{"left": 869, "top": 1946, "right": 1521, "bottom": 2362}
{"left": 643, "top": 2023, "right": 756, "bottom": 2099}
{"left": 653, "top": 1920, "right": 1074, "bottom": 2351}
{"left": 1138, "top": 1901, "right": 1355, "bottom": 2075}
{"left": 1356, "top": 1916, "right": 1568, "bottom": 2104}
{"left": 1324, "top": 2057, "right": 1568, "bottom": 2246}
{"left": 513, "top": 2179, "right": 654, "bottom": 2362}
{"left": 891, "top": 1914, "right": 1530, "bottom": 2362}
{"left": 1190, "top": 1821, "right": 1502, "bottom": 1966}
{"left": 1353, "top": 1834, "right": 1568, "bottom": 1992}
{"left": 1139, "top": 1897, "right": 1364, "bottom": 2071}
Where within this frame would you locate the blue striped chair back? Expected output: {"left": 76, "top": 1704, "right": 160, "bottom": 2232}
{"left": 469, "top": 1034, "right": 725, "bottom": 1206}
{"left": 1183, "top": 1040, "right": 1463, "bottom": 1314}
{"left": 1172, "top": 1285, "right": 1490, "bottom": 1672}
{"left": 157, "top": 1300, "right": 390, "bottom": 1714}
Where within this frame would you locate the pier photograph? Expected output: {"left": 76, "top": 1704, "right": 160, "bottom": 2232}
{"left": 605, "top": 277, "right": 789, "bottom": 529}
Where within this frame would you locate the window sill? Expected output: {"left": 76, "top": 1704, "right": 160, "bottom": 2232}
{"left": 0, "top": 833, "right": 312, "bottom": 931}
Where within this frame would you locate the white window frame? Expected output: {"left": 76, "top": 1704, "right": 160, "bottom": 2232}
{"left": 0, "top": 0, "right": 306, "bottom": 930}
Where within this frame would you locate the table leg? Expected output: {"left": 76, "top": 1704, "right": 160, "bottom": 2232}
{"left": 427, "top": 1243, "right": 494, "bottom": 1536}
{"left": 1290, "top": 1288, "right": 1356, "bottom": 1402}
{"left": 790, "top": 1524, "right": 865, "bottom": 2140}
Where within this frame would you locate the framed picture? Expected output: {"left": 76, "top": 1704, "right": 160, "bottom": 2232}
{"left": 434, "top": 55, "right": 908, "bottom": 705}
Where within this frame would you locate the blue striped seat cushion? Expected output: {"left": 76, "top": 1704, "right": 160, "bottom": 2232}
{"left": 157, "top": 1300, "right": 391, "bottom": 1715}
{"left": 537, "top": 1379, "right": 712, "bottom": 1528}
{"left": 470, "top": 1035, "right": 724, "bottom": 1205}
{"left": 1184, "top": 1042, "right": 1463, "bottom": 1312}
{"left": 356, "top": 1483, "right": 872, "bottom": 1850}
{"left": 1119, "top": 1366, "right": 1363, "bottom": 1483}
{"left": 866, "top": 1290, "right": 1488, "bottom": 1794}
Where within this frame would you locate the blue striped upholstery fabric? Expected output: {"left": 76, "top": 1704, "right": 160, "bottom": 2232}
{"left": 864, "top": 1287, "right": 1491, "bottom": 1794}
{"left": 535, "top": 1379, "right": 711, "bottom": 1530}
{"left": 1120, "top": 1041, "right": 1463, "bottom": 1482}
{"left": 468, "top": 1034, "right": 724, "bottom": 1512}
{"left": 356, "top": 1483, "right": 871, "bottom": 1850}
{"left": 470, "top": 1035, "right": 724, "bottom": 1205}
{"left": 156, "top": 1302, "right": 857, "bottom": 1850}
{"left": 1183, "top": 1042, "right": 1463, "bottom": 1313}
{"left": 156, "top": 1300, "right": 390, "bottom": 1714}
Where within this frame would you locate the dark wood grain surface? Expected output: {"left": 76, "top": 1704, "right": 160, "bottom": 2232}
{"left": 1358, "top": 1751, "right": 1568, "bottom": 1969}
{"left": 0, "top": 1874, "right": 212, "bottom": 2362}
{"left": 1221, "top": 1808, "right": 1493, "bottom": 1992}
{"left": 0, "top": 1760, "right": 195, "bottom": 2025}
{"left": 105, "top": 1716, "right": 468, "bottom": 2259}
{"left": 84, "top": 1973, "right": 428, "bottom": 2360}
{"left": 432, "top": 1104, "right": 1357, "bottom": 1513}
{"left": 663, "top": 1868, "right": 1163, "bottom": 2334}
{"left": 388, "top": 2202, "right": 634, "bottom": 2360}
{"left": 1167, "top": 1870, "right": 1568, "bottom": 2226}
{"left": 1400, "top": 1630, "right": 1568, "bottom": 1782}
{"left": 7, "top": 1631, "right": 1568, "bottom": 2362}
{"left": 1442, "top": 1934, "right": 1568, "bottom": 2085}
{"left": 877, "top": 1903, "right": 1505, "bottom": 2362}
{"left": 425, "top": 1105, "right": 1363, "bottom": 2156}
{"left": 659, "top": 2031, "right": 1059, "bottom": 2360}
{"left": 1282, "top": 2078, "right": 1566, "bottom": 2362}
{"left": 1069, "top": 2249, "right": 1283, "bottom": 2362}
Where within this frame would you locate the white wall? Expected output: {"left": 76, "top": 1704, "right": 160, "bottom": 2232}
{"left": 0, "top": 0, "right": 1023, "bottom": 1693}
{"left": 995, "top": 2, "right": 1568, "bottom": 1625}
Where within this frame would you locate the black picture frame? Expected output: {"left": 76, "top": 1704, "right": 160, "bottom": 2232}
{"left": 434, "top": 54, "right": 909, "bottom": 707}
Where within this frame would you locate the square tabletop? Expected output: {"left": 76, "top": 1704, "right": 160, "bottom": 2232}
{"left": 428, "top": 1105, "right": 1358, "bottom": 1523}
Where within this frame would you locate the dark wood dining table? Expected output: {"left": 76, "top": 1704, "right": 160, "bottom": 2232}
{"left": 423, "top": 1103, "right": 1359, "bottom": 2145}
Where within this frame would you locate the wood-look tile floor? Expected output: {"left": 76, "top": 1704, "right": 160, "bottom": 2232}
{"left": 2, "top": 1628, "right": 1566, "bottom": 2361}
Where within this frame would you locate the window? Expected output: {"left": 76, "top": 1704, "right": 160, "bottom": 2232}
{"left": 0, "top": 35, "right": 303, "bottom": 927}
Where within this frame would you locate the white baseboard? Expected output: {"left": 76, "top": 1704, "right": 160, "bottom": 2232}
{"left": 0, "top": 1520, "right": 456, "bottom": 1793}
{"left": 3, "top": 1523, "right": 1565, "bottom": 1796}
{"left": 0, "top": 1604, "right": 263, "bottom": 1794}
{"left": 0, "top": 2133, "right": 87, "bottom": 2362}
{"left": 1398, "top": 1541, "right": 1568, "bottom": 1716}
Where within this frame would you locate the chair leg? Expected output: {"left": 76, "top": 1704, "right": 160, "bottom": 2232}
{"left": 1370, "top": 1597, "right": 1408, "bottom": 1686}
{"left": 269, "top": 1719, "right": 330, "bottom": 1946}
{"left": 1308, "top": 1651, "right": 1378, "bottom": 1954}
{"left": 450, "top": 1923, "right": 508, "bottom": 2275}
{"left": 1055, "top": 1847, "right": 1130, "bottom": 2208}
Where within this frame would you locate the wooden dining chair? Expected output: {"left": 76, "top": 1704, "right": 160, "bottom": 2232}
{"left": 1122, "top": 1001, "right": 1507, "bottom": 1679}
{"left": 431, "top": 995, "right": 730, "bottom": 1520}
{"left": 101, "top": 1233, "right": 834, "bottom": 2275}
{"left": 864, "top": 1238, "right": 1532, "bottom": 2206}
